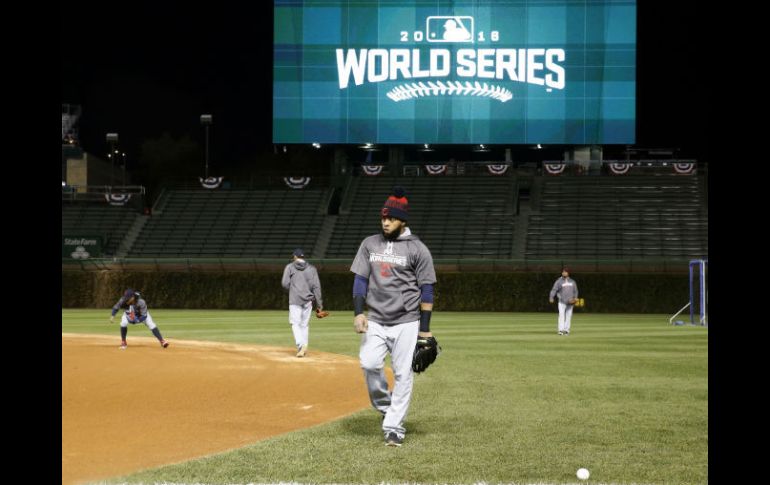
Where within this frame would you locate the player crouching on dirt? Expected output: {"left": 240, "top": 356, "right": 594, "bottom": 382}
{"left": 110, "top": 288, "right": 169, "bottom": 349}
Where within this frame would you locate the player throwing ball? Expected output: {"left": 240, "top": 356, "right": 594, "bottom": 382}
{"left": 351, "top": 186, "right": 437, "bottom": 447}
{"left": 110, "top": 288, "right": 169, "bottom": 349}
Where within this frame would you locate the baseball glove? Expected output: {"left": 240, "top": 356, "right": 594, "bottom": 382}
{"left": 315, "top": 309, "right": 330, "bottom": 319}
{"left": 569, "top": 298, "right": 585, "bottom": 308}
{"left": 412, "top": 336, "right": 441, "bottom": 373}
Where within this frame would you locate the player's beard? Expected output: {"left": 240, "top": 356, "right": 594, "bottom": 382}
{"left": 382, "top": 225, "right": 403, "bottom": 241}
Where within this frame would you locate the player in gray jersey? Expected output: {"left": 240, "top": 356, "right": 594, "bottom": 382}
{"left": 549, "top": 267, "right": 579, "bottom": 335}
{"left": 281, "top": 248, "right": 325, "bottom": 357}
{"left": 350, "top": 187, "right": 437, "bottom": 447}
{"left": 110, "top": 288, "right": 169, "bottom": 349}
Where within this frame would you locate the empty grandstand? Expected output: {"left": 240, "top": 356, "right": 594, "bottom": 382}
{"left": 62, "top": 166, "right": 708, "bottom": 264}
{"left": 325, "top": 175, "right": 516, "bottom": 259}
{"left": 525, "top": 174, "right": 707, "bottom": 260}
{"left": 62, "top": 203, "right": 141, "bottom": 257}
{"left": 127, "top": 188, "right": 329, "bottom": 258}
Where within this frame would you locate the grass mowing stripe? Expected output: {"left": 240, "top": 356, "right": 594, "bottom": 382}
{"left": 63, "top": 310, "right": 707, "bottom": 485}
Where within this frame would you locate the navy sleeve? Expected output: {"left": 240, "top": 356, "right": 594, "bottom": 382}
{"left": 420, "top": 283, "right": 434, "bottom": 303}
{"left": 353, "top": 274, "right": 369, "bottom": 297}
{"left": 111, "top": 296, "right": 126, "bottom": 316}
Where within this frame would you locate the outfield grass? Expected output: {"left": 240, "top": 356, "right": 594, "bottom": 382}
{"left": 62, "top": 310, "right": 708, "bottom": 485}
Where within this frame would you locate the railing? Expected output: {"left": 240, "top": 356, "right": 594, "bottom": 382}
{"left": 62, "top": 256, "right": 696, "bottom": 274}
{"left": 357, "top": 160, "right": 515, "bottom": 177}
{"left": 62, "top": 185, "right": 145, "bottom": 204}
{"left": 157, "top": 175, "right": 334, "bottom": 190}
{"left": 541, "top": 159, "right": 700, "bottom": 176}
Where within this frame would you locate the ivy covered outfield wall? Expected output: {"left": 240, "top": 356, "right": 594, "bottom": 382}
{"left": 62, "top": 271, "right": 689, "bottom": 313}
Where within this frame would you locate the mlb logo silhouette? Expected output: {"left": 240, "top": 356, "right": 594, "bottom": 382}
{"left": 426, "top": 16, "right": 474, "bottom": 43}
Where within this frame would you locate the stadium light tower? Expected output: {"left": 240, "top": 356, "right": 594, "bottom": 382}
{"left": 200, "top": 114, "right": 213, "bottom": 178}
{"left": 106, "top": 133, "right": 119, "bottom": 186}
{"left": 121, "top": 152, "right": 127, "bottom": 186}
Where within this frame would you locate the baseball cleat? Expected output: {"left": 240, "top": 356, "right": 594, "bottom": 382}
{"left": 120, "top": 341, "right": 127, "bottom": 350}
{"left": 296, "top": 345, "right": 307, "bottom": 357}
{"left": 385, "top": 432, "right": 403, "bottom": 447}
{"left": 161, "top": 340, "right": 169, "bottom": 348}
{"left": 557, "top": 331, "right": 563, "bottom": 335}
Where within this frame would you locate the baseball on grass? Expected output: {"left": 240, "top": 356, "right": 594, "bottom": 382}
{"left": 576, "top": 467, "right": 590, "bottom": 480}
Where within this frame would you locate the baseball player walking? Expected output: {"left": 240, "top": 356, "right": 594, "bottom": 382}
{"left": 351, "top": 187, "right": 437, "bottom": 447}
{"left": 549, "top": 267, "right": 579, "bottom": 335}
{"left": 281, "top": 248, "right": 325, "bottom": 357}
{"left": 110, "top": 288, "right": 169, "bottom": 349}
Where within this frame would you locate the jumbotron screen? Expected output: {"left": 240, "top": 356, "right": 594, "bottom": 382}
{"left": 273, "top": 0, "right": 636, "bottom": 144}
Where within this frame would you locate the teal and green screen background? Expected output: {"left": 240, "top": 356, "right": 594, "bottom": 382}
{"left": 273, "top": 0, "right": 636, "bottom": 144}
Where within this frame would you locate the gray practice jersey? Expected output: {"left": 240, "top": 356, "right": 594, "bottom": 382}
{"left": 282, "top": 259, "right": 323, "bottom": 308}
{"left": 350, "top": 228, "right": 436, "bottom": 324}
{"left": 112, "top": 296, "right": 149, "bottom": 319}
{"left": 549, "top": 277, "right": 579, "bottom": 304}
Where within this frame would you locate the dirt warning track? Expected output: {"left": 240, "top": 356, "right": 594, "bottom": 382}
{"left": 62, "top": 333, "right": 371, "bottom": 485}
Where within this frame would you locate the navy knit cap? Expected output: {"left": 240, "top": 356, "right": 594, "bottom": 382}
{"left": 381, "top": 186, "right": 409, "bottom": 221}
{"left": 124, "top": 288, "right": 135, "bottom": 299}
{"left": 293, "top": 248, "right": 305, "bottom": 257}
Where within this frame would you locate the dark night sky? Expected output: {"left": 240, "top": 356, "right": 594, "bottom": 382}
{"left": 61, "top": 2, "right": 275, "bottom": 165}
{"left": 61, "top": 1, "right": 706, "bottom": 167}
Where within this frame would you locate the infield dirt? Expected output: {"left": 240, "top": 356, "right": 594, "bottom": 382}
{"left": 62, "top": 333, "right": 373, "bottom": 485}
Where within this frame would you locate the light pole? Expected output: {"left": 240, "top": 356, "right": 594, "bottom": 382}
{"left": 121, "top": 152, "right": 127, "bottom": 186}
{"left": 200, "top": 114, "right": 213, "bottom": 178}
{"left": 106, "top": 133, "right": 119, "bottom": 186}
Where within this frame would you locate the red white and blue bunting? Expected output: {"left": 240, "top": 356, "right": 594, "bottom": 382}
{"left": 608, "top": 162, "right": 633, "bottom": 175}
{"left": 199, "top": 176, "right": 224, "bottom": 189}
{"left": 673, "top": 162, "right": 695, "bottom": 175}
{"left": 284, "top": 176, "right": 311, "bottom": 189}
{"left": 543, "top": 162, "right": 566, "bottom": 175}
{"left": 425, "top": 164, "right": 447, "bottom": 175}
{"left": 362, "top": 165, "right": 384, "bottom": 176}
{"left": 105, "top": 193, "right": 131, "bottom": 206}
{"left": 487, "top": 164, "right": 509, "bottom": 175}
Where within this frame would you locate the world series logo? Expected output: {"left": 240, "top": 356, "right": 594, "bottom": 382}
{"left": 336, "top": 15, "right": 566, "bottom": 103}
